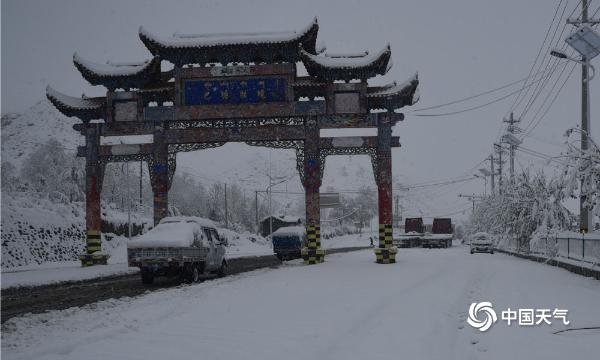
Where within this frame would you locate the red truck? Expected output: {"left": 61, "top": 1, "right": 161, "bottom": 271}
{"left": 422, "top": 218, "right": 453, "bottom": 248}
{"left": 393, "top": 217, "right": 425, "bottom": 248}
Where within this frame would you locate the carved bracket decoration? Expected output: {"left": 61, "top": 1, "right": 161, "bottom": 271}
{"left": 167, "top": 152, "right": 177, "bottom": 189}
{"left": 168, "top": 142, "right": 226, "bottom": 153}
{"left": 167, "top": 116, "right": 305, "bottom": 130}
{"left": 296, "top": 147, "right": 305, "bottom": 184}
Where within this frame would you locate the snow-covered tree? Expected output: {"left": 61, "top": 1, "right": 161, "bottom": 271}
{"left": 559, "top": 128, "right": 600, "bottom": 226}
{"left": 20, "top": 139, "right": 85, "bottom": 201}
{"left": 468, "top": 169, "right": 573, "bottom": 252}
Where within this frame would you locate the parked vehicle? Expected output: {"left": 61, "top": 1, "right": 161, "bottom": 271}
{"left": 272, "top": 226, "right": 306, "bottom": 260}
{"left": 127, "top": 216, "right": 227, "bottom": 284}
{"left": 470, "top": 232, "right": 494, "bottom": 254}
{"left": 422, "top": 218, "right": 453, "bottom": 248}
{"left": 393, "top": 217, "right": 425, "bottom": 248}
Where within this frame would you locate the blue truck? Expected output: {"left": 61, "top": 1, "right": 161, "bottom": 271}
{"left": 271, "top": 226, "right": 306, "bottom": 261}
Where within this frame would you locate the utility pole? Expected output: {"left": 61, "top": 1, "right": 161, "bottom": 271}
{"left": 394, "top": 194, "right": 400, "bottom": 228}
{"left": 224, "top": 183, "right": 228, "bottom": 229}
{"left": 503, "top": 112, "right": 520, "bottom": 182}
{"left": 566, "top": 0, "right": 599, "bottom": 232}
{"left": 126, "top": 162, "right": 132, "bottom": 239}
{"left": 139, "top": 160, "right": 143, "bottom": 207}
{"left": 458, "top": 194, "right": 486, "bottom": 214}
{"left": 255, "top": 190, "right": 259, "bottom": 234}
{"left": 487, "top": 154, "right": 496, "bottom": 195}
{"left": 494, "top": 143, "right": 505, "bottom": 194}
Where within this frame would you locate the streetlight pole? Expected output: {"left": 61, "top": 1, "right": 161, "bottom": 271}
{"left": 552, "top": 2, "right": 599, "bottom": 232}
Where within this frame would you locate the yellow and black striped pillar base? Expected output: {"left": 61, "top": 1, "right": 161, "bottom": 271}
{"left": 302, "top": 225, "right": 324, "bottom": 265}
{"left": 86, "top": 230, "right": 102, "bottom": 254}
{"left": 374, "top": 247, "right": 397, "bottom": 264}
{"left": 301, "top": 247, "right": 325, "bottom": 265}
{"left": 374, "top": 224, "right": 397, "bottom": 264}
{"left": 79, "top": 253, "right": 109, "bottom": 266}
{"left": 79, "top": 230, "right": 109, "bottom": 266}
{"left": 378, "top": 224, "right": 393, "bottom": 248}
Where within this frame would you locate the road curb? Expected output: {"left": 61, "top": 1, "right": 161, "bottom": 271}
{"left": 495, "top": 248, "right": 600, "bottom": 280}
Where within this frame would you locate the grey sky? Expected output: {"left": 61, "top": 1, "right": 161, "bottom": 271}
{"left": 2, "top": 0, "right": 599, "bottom": 218}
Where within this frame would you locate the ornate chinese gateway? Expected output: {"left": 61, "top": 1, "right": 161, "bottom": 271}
{"left": 47, "top": 18, "right": 419, "bottom": 266}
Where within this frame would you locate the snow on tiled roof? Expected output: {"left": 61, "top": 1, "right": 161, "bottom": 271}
{"left": 300, "top": 44, "right": 392, "bottom": 81}
{"left": 324, "top": 51, "right": 369, "bottom": 58}
{"left": 73, "top": 53, "right": 158, "bottom": 77}
{"left": 368, "top": 72, "right": 418, "bottom": 98}
{"left": 300, "top": 44, "right": 390, "bottom": 70}
{"left": 139, "top": 18, "right": 318, "bottom": 49}
{"left": 46, "top": 86, "right": 105, "bottom": 122}
{"left": 46, "top": 86, "right": 104, "bottom": 110}
{"left": 366, "top": 73, "right": 419, "bottom": 110}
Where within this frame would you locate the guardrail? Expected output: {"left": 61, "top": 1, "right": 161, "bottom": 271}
{"left": 534, "top": 232, "right": 600, "bottom": 264}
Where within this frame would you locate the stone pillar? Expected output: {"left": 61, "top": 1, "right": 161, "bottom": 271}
{"left": 80, "top": 123, "right": 108, "bottom": 266}
{"left": 151, "top": 125, "right": 169, "bottom": 226}
{"left": 374, "top": 114, "right": 397, "bottom": 264}
{"left": 300, "top": 117, "right": 324, "bottom": 264}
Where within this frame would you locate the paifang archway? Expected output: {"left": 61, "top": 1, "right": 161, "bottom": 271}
{"left": 47, "top": 18, "right": 419, "bottom": 266}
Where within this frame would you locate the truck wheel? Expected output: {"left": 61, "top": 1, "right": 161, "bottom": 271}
{"left": 217, "top": 260, "right": 228, "bottom": 277}
{"left": 192, "top": 265, "right": 200, "bottom": 283}
{"left": 141, "top": 270, "right": 154, "bottom": 285}
{"left": 183, "top": 264, "right": 195, "bottom": 283}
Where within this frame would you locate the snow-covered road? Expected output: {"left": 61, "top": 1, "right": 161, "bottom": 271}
{"left": 3, "top": 245, "right": 599, "bottom": 360}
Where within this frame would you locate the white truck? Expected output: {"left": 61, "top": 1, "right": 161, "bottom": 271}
{"left": 127, "top": 216, "right": 227, "bottom": 284}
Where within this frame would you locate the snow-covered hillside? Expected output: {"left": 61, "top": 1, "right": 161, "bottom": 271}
{"left": 0, "top": 192, "right": 150, "bottom": 269}
{"left": 1, "top": 100, "right": 83, "bottom": 171}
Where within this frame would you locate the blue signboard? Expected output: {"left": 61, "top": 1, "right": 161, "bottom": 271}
{"left": 184, "top": 78, "right": 286, "bottom": 105}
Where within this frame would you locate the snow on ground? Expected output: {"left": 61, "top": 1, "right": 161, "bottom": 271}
{"left": 0, "top": 231, "right": 270, "bottom": 289}
{"left": 0, "top": 262, "right": 138, "bottom": 290}
{"left": 3, "top": 244, "right": 599, "bottom": 360}
{"left": 321, "top": 232, "right": 373, "bottom": 249}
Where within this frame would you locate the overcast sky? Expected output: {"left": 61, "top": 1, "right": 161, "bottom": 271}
{"left": 2, "top": 0, "right": 599, "bottom": 219}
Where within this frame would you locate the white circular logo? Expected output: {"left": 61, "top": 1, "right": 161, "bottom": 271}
{"left": 467, "top": 302, "right": 497, "bottom": 332}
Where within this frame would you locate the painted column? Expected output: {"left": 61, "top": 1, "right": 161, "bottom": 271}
{"left": 81, "top": 123, "right": 108, "bottom": 266}
{"left": 374, "top": 114, "right": 397, "bottom": 264}
{"left": 151, "top": 125, "right": 169, "bottom": 225}
{"left": 300, "top": 116, "right": 324, "bottom": 264}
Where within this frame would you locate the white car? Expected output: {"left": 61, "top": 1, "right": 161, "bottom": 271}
{"left": 128, "top": 216, "right": 227, "bottom": 284}
{"left": 470, "top": 232, "right": 494, "bottom": 254}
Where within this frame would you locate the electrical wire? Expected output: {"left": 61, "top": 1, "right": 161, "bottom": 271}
{"left": 517, "top": 0, "right": 570, "bottom": 118}
{"left": 509, "top": 0, "right": 568, "bottom": 112}
{"left": 522, "top": 62, "right": 578, "bottom": 138}
{"left": 411, "top": 77, "right": 545, "bottom": 117}
{"left": 410, "top": 65, "right": 564, "bottom": 113}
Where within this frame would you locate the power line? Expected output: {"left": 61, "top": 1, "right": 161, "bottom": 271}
{"left": 509, "top": 0, "right": 568, "bottom": 112}
{"left": 522, "top": 62, "right": 578, "bottom": 138}
{"left": 411, "top": 77, "right": 545, "bottom": 117}
{"left": 410, "top": 65, "right": 562, "bottom": 113}
{"left": 516, "top": 0, "right": 570, "bottom": 117}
